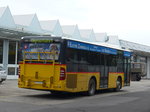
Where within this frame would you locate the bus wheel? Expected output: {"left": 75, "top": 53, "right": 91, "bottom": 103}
{"left": 114, "top": 78, "right": 122, "bottom": 92}
{"left": 87, "top": 78, "right": 96, "bottom": 96}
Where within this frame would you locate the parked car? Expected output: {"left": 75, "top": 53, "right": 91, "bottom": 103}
{"left": 0, "top": 66, "right": 7, "bottom": 83}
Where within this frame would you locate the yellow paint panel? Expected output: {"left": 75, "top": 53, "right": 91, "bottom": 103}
{"left": 108, "top": 73, "right": 124, "bottom": 88}
{"left": 19, "top": 63, "right": 100, "bottom": 93}
{"left": 65, "top": 72, "right": 100, "bottom": 92}
{"left": 18, "top": 63, "right": 67, "bottom": 91}
{"left": 19, "top": 63, "right": 126, "bottom": 93}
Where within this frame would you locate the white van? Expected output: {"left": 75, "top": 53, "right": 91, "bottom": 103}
{"left": 0, "top": 66, "right": 7, "bottom": 83}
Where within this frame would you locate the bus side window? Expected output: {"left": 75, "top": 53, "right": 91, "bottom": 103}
{"left": 78, "top": 50, "right": 88, "bottom": 72}
{"left": 66, "top": 48, "right": 79, "bottom": 72}
{"left": 117, "top": 51, "right": 124, "bottom": 72}
{"left": 108, "top": 55, "right": 117, "bottom": 72}
{"left": 66, "top": 48, "right": 74, "bottom": 72}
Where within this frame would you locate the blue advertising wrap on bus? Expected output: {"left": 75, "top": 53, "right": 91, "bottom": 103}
{"left": 67, "top": 40, "right": 117, "bottom": 55}
{"left": 22, "top": 43, "right": 60, "bottom": 60}
{"left": 124, "top": 51, "right": 132, "bottom": 57}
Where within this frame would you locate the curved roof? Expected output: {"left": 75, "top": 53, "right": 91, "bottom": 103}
{"left": 40, "top": 20, "right": 63, "bottom": 36}
{"left": 40, "top": 20, "right": 58, "bottom": 31}
{"left": 13, "top": 14, "right": 35, "bottom": 26}
{"left": 0, "top": 6, "right": 16, "bottom": 29}
{"left": 0, "top": 6, "right": 150, "bottom": 55}
{"left": 80, "top": 29, "right": 96, "bottom": 42}
{"left": 95, "top": 33, "right": 107, "bottom": 42}
{"left": 13, "top": 14, "right": 43, "bottom": 34}
{"left": 61, "top": 25, "right": 81, "bottom": 40}
{"left": 120, "top": 40, "right": 150, "bottom": 53}
{"left": 62, "top": 25, "right": 76, "bottom": 35}
{"left": 0, "top": 7, "right": 6, "bottom": 17}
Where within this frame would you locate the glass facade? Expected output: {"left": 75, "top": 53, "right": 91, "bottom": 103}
{"left": 8, "top": 67, "right": 15, "bottom": 75}
{"left": 7, "top": 41, "right": 18, "bottom": 76}
{"left": 8, "top": 41, "right": 16, "bottom": 64}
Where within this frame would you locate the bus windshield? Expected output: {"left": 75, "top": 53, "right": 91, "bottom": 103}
{"left": 21, "top": 42, "right": 61, "bottom": 61}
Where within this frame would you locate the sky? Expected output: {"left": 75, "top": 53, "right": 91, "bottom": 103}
{"left": 1, "top": 0, "right": 150, "bottom": 45}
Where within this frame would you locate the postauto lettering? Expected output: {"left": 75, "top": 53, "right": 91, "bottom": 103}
{"left": 67, "top": 40, "right": 117, "bottom": 55}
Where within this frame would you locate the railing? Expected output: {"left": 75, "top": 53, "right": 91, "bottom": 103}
{"left": 23, "top": 51, "right": 58, "bottom": 63}
{"left": 21, "top": 52, "right": 59, "bottom": 80}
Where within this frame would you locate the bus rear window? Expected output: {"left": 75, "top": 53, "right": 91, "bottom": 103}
{"left": 21, "top": 43, "right": 60, "bottom": 60}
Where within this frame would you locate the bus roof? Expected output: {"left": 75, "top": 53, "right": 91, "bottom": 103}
{"left": 21, "top": 36, "right": 131, "bottom": 52}
{"left": 62, "top": 36, "right": 131, "bottom": 52}
{"left": 21, "top": 36, "right": 62, "bottom": 40}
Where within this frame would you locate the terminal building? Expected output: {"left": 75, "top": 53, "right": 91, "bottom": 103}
{"left": 0, "top": 6, "right": 150, "bottom": 79}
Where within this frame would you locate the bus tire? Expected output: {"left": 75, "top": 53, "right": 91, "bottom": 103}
{"left": 114, "top": 77, "right": 122, "bottom": 92}
{"left": 87, "top": 78, "right": 96, "bottom": 96}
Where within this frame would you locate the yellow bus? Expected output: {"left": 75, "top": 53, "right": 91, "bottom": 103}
{"left": 18, "top": 36, "right": 131, "bottom": 96}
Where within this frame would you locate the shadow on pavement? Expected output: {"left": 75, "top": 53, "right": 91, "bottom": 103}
{"left": 22, "top": 89, "right": 126, "bottom": 100}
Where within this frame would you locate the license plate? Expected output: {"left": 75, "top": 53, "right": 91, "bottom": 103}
{"left": 34, "top": 81, "right": 43, "bottom": 84}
